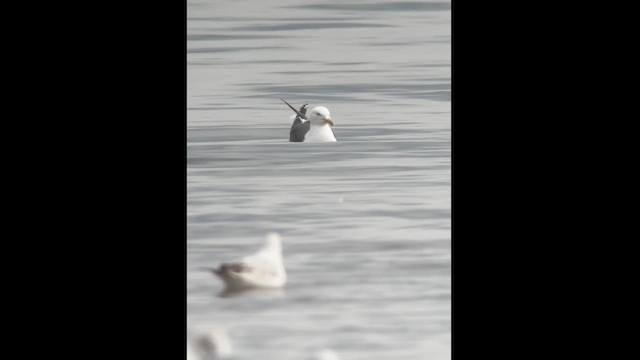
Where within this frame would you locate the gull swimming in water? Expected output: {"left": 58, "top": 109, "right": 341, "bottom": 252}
{"left": 207, "top": 233, "right": 286, "bottom": 291}
{"left": 282, "top": 99, "right": 337, "bottom": 143}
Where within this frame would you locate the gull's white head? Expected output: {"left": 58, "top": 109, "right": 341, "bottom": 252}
{"left": 307, "top": 106, "right": 334, "bottom": 127}
{"left": 263, "top": 232, "right": 282, "bottom": 253}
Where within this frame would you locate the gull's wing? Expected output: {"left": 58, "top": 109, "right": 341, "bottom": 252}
{"left": 281, "top": 98, "right": 307, "bottom": 120}
{"left": 290, "top": 120, "right": 310, "bottom": 142}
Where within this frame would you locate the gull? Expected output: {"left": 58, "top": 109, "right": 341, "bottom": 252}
{"left": 282, "top": 98, "right": 337, "bottom": 143}
{"left": 207, "top": 232, "right": 287, "bottom": 291}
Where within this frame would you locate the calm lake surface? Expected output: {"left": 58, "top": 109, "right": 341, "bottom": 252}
{"left": 187, "top": 1, "right": 451, "bottom": 359}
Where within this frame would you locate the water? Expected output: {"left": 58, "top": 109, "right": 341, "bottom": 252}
{"left": 187, "top": 1, "right": 451, "bottom": 359}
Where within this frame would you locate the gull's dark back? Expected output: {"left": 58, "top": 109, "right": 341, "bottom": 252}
{"left": 289, "top": 104, "right": 310, "bottom": 142}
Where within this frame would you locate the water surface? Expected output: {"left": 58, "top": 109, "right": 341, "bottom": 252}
{"left": 188, "top": 1, "right": 451, "bottom": 359}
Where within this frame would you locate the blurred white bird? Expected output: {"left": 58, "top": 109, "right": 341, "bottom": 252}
{"left": 313, "top": 349, "right": 340, "bottom": 360}
{"left": 189, "top": 327, "right": 232, "bottom": 360}
{"left": 207, "top": 232, "right": 287, "bottom": 291}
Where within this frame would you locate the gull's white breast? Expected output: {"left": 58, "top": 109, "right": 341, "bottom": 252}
{"left": 304, "top": 124, "right": 337, "bottom": 143}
